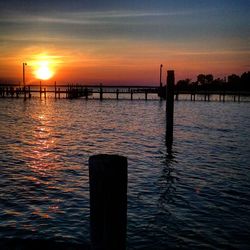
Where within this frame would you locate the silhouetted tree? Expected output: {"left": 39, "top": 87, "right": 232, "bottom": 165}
{"left": 197, "top": 74, "right": 206, "bottom": 85}
{"left": 228, "top": 74, "right": 241, "bottom": 91}
{"left": 241, "top": 71, "right": 250, "bottom": 91}
{"left": 176, "top": 79, "right": 191, "bottom": 91}
{"left": 205, "top": 74, "right": 214, "bottom": 84}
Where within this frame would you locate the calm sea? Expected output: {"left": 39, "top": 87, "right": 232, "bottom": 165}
{"left": 0, "top": 95, "right": 250, "bottom": 249}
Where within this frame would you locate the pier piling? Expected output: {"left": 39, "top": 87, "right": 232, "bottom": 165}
{"left": 166, "top": 70, "right": 175, "bottom": 146}
{"left": 116, "top": 89, "right": 119, "bottom": 100}
{"left": 100, "top": 84, "right": 103, "bottom": 101}
{"left": 89, "top": 154, "right": 127, "bottom": 250}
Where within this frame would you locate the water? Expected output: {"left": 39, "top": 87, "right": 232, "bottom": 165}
{"left": 0, "top": 97, "right": 250, "bottom": 249}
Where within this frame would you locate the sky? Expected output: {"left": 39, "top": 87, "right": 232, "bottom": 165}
{"left": 0, "top": 0, "right": 249, "bottom": 85}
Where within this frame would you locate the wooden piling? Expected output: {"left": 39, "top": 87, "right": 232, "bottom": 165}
{"left": 44, "top": 88, "right": 46, "bottom": 99}
{"left": 130, "top": 89, "right": 133, "bottom": 100}
{"left": 89, "top": 154, "right": 127, "bottom": 250}
{"left": 40, "top": 81, "right": 42, "bottom": 99}
{"left": 24, "top": 87, "right": 26, "bottom": 101}
{"left": 100, "top": 84, "right": 103, "bottom": 101}
{"left": 145, "top": 89, "right": 148, "bottom": 100}
{"left": 55, "top": 82, "right": 57, "bottom": 99}
{"left": 166, "top": 70, "right": 175, "bottom": 145}
{"left": 116, "top": 89, "right": 119, "bottom": 100}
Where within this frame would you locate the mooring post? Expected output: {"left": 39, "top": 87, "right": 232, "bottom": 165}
{"left": 145, "top": 89, "right": 148, "bottom": 100}
{"left": 44, "top": 88, "right": 46, "bottom": 99}
{"left": 130, "top": 89, "right": 133, "bottom": 100}
{"left": 89, "top": 154, "right": 127, "bottom": 250}
{"left": 166, "top": 70, "right": 175, "bottom": 146}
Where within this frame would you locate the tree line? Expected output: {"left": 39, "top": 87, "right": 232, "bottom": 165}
{"left": 176, "top": 71, "right": 250, "bottom": 92}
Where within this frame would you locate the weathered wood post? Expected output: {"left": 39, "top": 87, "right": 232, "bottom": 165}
{"left": 89, "top": 154, "right": 127, "bottom": 250}
{"left": 130, "top": 89, "right": 133, "bottom": 100}
{"left": 145, "top": 89, "right": 148, "bottom": 100}
{"left": 166, "top": 70, "right": 175, "bottom": 146}
{"left": 44, "top": 88, "right": 46, "bottom": 99}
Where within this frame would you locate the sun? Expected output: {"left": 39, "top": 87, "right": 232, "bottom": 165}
{"left": 35, "top": 61, "right": 54, "bottom": 80}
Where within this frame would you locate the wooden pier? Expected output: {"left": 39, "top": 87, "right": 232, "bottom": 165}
{"left": 0, "top": 84, "right": 249, "bottom": 102}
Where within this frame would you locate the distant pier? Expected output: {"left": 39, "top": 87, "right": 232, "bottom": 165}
{"left": 0, "top": 84, "right": 249, "bottom": 102}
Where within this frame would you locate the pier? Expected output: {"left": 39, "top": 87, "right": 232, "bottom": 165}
{"left": 0, "top": 83, "right": 249, "bottom": 102}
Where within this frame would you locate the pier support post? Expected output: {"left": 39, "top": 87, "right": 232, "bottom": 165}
{"left": 130, "top": 89, "right": 133, "bottom": 100}
{"left": 100, "top": 84, "right": 103, "bottom": 101}
{"left": 23, "top": 86, "right": 26, "bottom": 101}
{"left": 89, "top": 154, "right": 127, "bottom": 250}
{"left": 166, "top": 70, "right": 175, "bottom": 146}
{"left": 145, "top": 90, "right": 148, "bottom": 100}
{"left": 40, "top": 81, "right": 42, "bottom": 99}
{"left": 28, "top": 86, "right": 31, "bottom": 98}
{"left": 44, "top": 88, "right": 46, "bottom": 99}
{"left": 55, "top": 82, "right": 57, "bottom": 99}
{"left": 116, "top": 89, "right": 119, "bottom": 100}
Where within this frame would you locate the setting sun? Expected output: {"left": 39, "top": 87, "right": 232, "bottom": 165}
{"left": 35, "top": 61, "right": 54, "bottom": 80}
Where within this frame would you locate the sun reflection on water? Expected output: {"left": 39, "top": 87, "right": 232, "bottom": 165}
{"left": 26, "top": 110, "right": 61, "bottom": 177}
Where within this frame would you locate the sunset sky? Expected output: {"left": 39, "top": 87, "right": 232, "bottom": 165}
{"left": 0, "top": 0, "right": 249, "bottom": 85}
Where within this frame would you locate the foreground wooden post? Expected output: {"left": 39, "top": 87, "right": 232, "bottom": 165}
{"left": 166, "top": 70, "right": 175, "bottom": 146}
{"left": 89, "top": 154, "right": 127, "bottom": 250}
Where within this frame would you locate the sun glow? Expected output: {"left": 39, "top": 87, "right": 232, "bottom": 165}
{"left": 35, "top": 61, "right": 54, "bottom": 80}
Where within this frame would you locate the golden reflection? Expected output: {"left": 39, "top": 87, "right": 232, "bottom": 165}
{"left": 32, "top": 208, "right": 52, "bottom": 219}
{"left": 28, "top": 110, "right": 59, "bottom": 176}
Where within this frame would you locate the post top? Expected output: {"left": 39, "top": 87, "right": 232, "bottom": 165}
{"left": 89, "top": 154, "right": 127, "bottom": 162}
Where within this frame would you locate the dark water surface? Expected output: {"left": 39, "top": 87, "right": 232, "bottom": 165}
{"left": 0, "top": 97, "right": 250, "bottom": 249}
